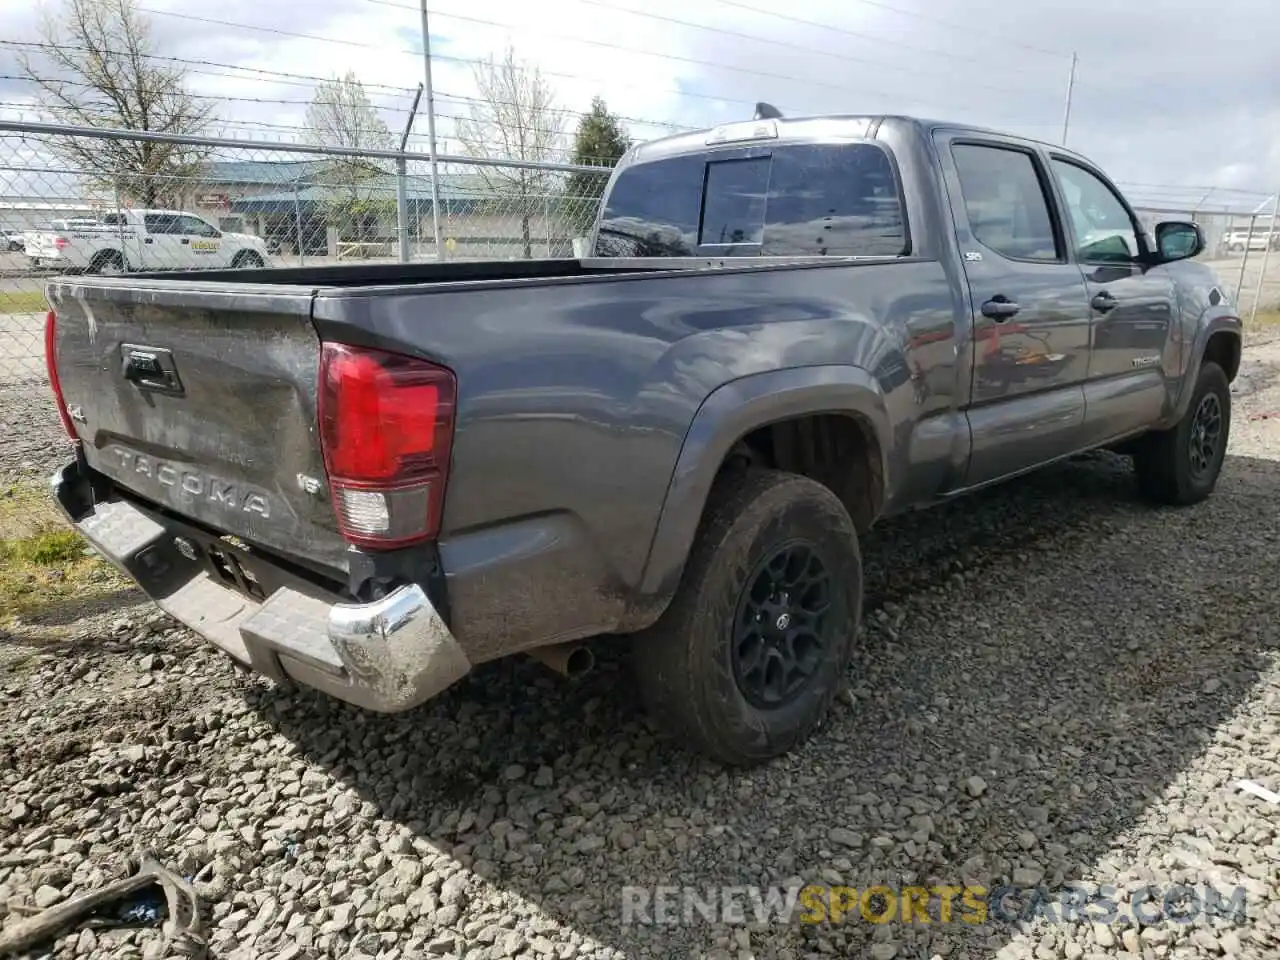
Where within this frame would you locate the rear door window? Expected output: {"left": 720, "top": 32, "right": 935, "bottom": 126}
{"left": 763, "top": 145, "right": 905, "bottom": 256}
{"left": 144, "top": 214, "right": 180, "bottom": 235}
{"left": 950, "top": 144, "right": 1060, "bottom": 262}
{"left": 594, "top": 142, "right": 907, "bottom": 258}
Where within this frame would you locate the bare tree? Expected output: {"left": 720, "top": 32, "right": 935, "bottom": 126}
{"left": 453, "top": 46, "right": 566, "bottom": 259}
{"left": 304, "top": 72, "right": 396, "bottom": 243}
{"left": 17, "top": 0, "right": 214, "bottom": 207}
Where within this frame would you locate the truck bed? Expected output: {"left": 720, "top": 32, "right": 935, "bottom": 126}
{"left": 47, "top": 250, "right": 941, "bottom": 651}
{"left": 128, "top": 254, "right": 868, "bottom": 290}
{"left": 134, "top": 257, "right": 635, "bottom": 288}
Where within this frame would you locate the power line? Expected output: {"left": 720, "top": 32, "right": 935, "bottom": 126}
{"left": 35, "top": 13, "right": 772, "bottom": 117}
{"left": 703, "top": 0, "right": 1060, "bottom": 76}
{"left": 130, "top": 4, "right": 1055, "bottom": 128}
{"left": 0, "top": 40, "right": 420, "bottom": 95}
{"left": 566, "top": 0, "right": 1048, "bottom": 95}
{"left": 369, "top": 0, "right": 1053, "bottom": 121}
{"left": 799, "top": 0, "right": 1070, "bottom": 58}
{"left": 3, "top": 42, "right": 687, "bottom": 132}
{"left": 133, "top": 7, "right": 422, "bottom": 58}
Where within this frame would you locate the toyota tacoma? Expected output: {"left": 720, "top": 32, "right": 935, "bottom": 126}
{"left": 43, "top": 112, "right": 1241, "bottom": 765}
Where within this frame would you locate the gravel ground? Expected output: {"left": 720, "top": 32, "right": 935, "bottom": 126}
{"left": 0, "top": 383, "right": 65, "bottom": 486}
{"left": 3, "top": 343, "right": 1280, "bottom": 960}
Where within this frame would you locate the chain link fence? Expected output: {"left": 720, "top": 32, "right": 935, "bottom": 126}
{"left": 1132, "top": 203, "right": 1279, "bottom": 322}
{"left": 0, "top": 120, "right": 610, "bottom": 393}
{"left": 4, "top": 120, "right": 1277, "bottom": 450}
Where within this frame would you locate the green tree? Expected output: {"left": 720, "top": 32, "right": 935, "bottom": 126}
{"left": 566, "top": 97, "right": 630, "bottom": 202}
{"left": 304, "top": 72, "right": 396, "bottom": 243}
{"left": 17, "top": 0, "right": 213, "bottom": 207}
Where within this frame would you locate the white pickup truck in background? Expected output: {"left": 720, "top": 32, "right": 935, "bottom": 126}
{"left": 25, "top": 209, "right": 270, "bottom": 274}
{"left": 1218, "top": 227, "right": 1280, "bottom": 254}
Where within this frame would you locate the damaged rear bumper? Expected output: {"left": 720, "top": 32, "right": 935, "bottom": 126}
{"left": 50, "top": 460, "right": 472, "bottom": 712}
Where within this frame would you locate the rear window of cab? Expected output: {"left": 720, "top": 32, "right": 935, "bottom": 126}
{"left": 593, "top": 142, "right": 907, "bottom": 258}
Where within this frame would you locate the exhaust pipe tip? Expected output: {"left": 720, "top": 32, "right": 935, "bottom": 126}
{"left": 528, "top": 641, "right": 594, "bottom": 678}
{"left": 563, "top": 644, "right": 594, "bottom": 678}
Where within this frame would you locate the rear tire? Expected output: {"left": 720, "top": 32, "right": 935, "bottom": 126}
{"left": 91, "top": 251, "right": 126, "bottom": 276}
{"left": 1134, "top": 361, "right": 1230, "bottom": 505}
{"left": 632, "top": 468, "right": 862, "bottom": 766}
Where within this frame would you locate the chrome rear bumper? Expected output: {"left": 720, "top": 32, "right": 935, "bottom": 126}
{"left": 50, "top": 462, "right": 472, "bottom": 711}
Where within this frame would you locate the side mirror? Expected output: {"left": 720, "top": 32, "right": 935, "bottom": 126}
{"left": 1154, "top": 221, "right": 1204, "bottom": 263}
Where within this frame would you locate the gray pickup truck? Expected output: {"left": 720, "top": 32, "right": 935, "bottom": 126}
{"left": 45, "top": 112, "right": 1240, "bottom": 766}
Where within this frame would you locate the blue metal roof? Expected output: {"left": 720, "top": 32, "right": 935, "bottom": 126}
{"left": 204, "top": 159, "right": 331, "bottom": 185}
{"left": 228, "top": 173, "right": 510, "bottom": 215}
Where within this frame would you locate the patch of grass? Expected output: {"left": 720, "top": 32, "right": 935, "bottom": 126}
{"left": 0, "top": 482, "right": 129, "bottom": 621}
{"left": 0, "top": 528, "right": 84, "bottom": 564}
{"left": 1250, "top": 308, "right": 1280, "bottom": 328}
{"left": 0, "top": 289, "right": 50, "bottom": 315}
{"left": 0, "top": 484, "right": 63, "bottom": 541}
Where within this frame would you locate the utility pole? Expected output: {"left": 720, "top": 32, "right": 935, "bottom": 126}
{"left": 420, "top": 0, "right": 445, "bottom": 259}
{"left": 1061, "top": 52, "right": 1078, "bottom": 146}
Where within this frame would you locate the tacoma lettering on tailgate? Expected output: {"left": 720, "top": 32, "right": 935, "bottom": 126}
{"left": 109, "top": 447, "right": 272, "bottom": 519}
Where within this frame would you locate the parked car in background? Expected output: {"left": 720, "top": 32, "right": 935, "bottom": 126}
{"left": 1218, "top": 228, "right": 1277, "bottom": 254}
{"left": 3, "top": 229, "right": 26, "bottom": 251}
{"left": 25, "top": 209, "right": 269, "bottom": 274}
{"left": 45, "top": 112, "right": 1241, "bottom": 766}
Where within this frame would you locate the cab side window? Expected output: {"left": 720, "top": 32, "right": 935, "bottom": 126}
{"left": 144, "top": 213, "right": 179, "bottom": 235}
{"left": 1050, "top": 159, "right": 1141, "bottom": 264}
{"left": 951, "top": 143, "right": 1060, "bottom": 262}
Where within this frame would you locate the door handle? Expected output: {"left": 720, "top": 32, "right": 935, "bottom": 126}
{"left": 143, "top": 238, "right": 153, "bottom": 244}
{"left": 1091, "top": 292, "right": 1118, "bottom": 313}
{"left": 180, "top": 238, "right": 190, "bottom": 245}
{"left": 980, "top": 296, "right": 1020, "bottom": 321}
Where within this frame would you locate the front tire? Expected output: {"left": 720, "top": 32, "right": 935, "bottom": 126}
{"left": 1134, "top": 361, "right": 1230, "bottom": 505}
{"left": 632, "top": 469, "right": 862, "bottom": 766}
{"left": 233, "top": 251, "right": 265, "bottom": 269}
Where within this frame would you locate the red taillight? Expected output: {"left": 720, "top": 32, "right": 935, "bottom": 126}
{"left": 44, "top": 310, "right": 78, "bottom": 442}
{"left": 52, "top": 236, "right": 69, "bottom": 250}
{"left": 318, "top": 342, "right": 456, "bottom": 548}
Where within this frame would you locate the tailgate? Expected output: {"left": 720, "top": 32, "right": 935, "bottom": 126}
{"left": 46, "top": 276, "right": 350, "bottom": 576}
{"left": 27, "top": 232, "right": 61, "bottom": 259}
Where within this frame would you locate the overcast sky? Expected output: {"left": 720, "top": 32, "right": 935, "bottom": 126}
{"left": 2, "top": 0, "right": 1277, "bottom": 212}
